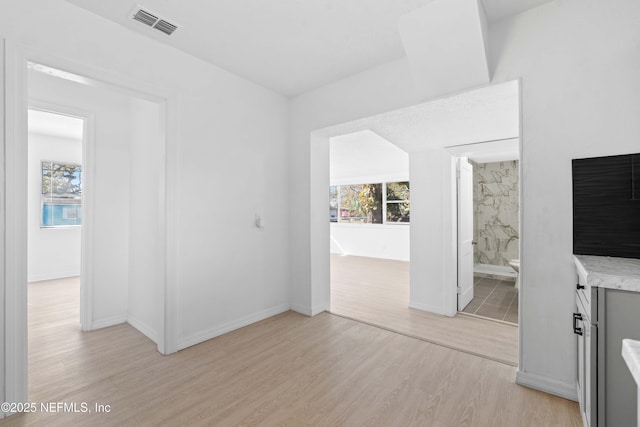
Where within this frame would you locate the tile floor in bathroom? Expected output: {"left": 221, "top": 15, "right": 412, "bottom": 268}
{"left": 461, "top": 275, "right": 518, "bottom": 324}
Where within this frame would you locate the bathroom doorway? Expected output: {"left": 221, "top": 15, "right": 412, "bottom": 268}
{"left": 449, "top": 138, "right": 520, "bottom": 324}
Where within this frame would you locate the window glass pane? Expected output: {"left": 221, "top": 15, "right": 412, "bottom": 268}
{"left": 42, "top": 203, "right": 82, "bottom": 227}
{"left": 339, "top": 183, "right": 382, "bottom": 224}
{"left": 42, "top": 162, "right": 82, "bottom": 198}
{"left": 329, "top": 186, "right": 338, "bottom": 222}
{"left": 386, "top": 181, "right": 410, "bottom": 223}
{"left": 41, "top": 161, "right": 82, "bottom": 227}
{"left": 386, "top": 201, "right": 410, "bottom": 223}
{"left": 387, "top": 181, "right": 410, "bottom": 201}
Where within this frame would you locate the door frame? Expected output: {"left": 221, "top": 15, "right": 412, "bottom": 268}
{"left": 446, "top": 138, "right": 521, "bottom": 319}
{"left": 3, "top": 40, "right": 180, "bottom": 407}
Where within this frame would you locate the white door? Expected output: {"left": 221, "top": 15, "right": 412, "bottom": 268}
{"left": 457, "top": 157, "right": 474, "bottom": 311}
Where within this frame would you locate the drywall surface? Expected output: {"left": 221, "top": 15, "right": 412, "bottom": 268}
{"left": 0, "top": 40, "right": 5, "bottom": 408}
{"left": 408, "top": 149, "right": 457, "bottom": 316}
{"left": 330, "top": 223, "right": 409, "bottom": 261}
{"left": 0, "top": 0, "right": 289, "bottom": 350}
{"left": 290, "top": 0, "right": 640, "bottom": 399}
{"left": 491, "top": 0, "right": 640, "bottom": 396}
{"left": 27, "top": 132, "right": 82, "bottom": 282}
{"left": 28, "top": 69, "right": 132, "bottom": 327}
{"left": 127, "top": 98, "right": 162, "bottom": 343}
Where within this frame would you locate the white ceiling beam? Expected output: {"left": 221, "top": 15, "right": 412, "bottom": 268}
{"left": 398, "top": 0, "right": 491, "bottom": 101}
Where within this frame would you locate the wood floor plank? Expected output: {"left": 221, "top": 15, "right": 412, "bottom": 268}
{"left": 0, "top": 277, "right": 579, "bottom": 426}
{"left": 330, "top": 254, "right": 519, "bottom": 366}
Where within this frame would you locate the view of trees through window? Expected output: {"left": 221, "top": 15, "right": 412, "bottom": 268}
{"left": 41, "top": 161, "right": 82, "bottom": 227}
{"left": 386, "top": 181, "right": 410, "bottom": 223}
{"left": 329, "top": 181, "right": 410, "bottom": 224}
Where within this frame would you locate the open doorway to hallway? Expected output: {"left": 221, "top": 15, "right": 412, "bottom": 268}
{"left": 315, "top": 80, "right": 520, "bottom": 366}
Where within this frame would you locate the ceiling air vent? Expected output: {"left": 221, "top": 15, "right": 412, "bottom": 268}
{"left": 133, "top": 9, "right": 158, "bottom": 27}
{"left": 154, "top": 19, "right": 178, "bottom": 36}
{"left": 131, "top": 6, "right": 178, "bottom": 36}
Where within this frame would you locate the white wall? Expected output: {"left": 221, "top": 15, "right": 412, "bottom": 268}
{"left": 290, "top": 0, "right": 640, "bottom": 401}
{"left": 0, "top": 40, "right": 5, "bottom": 404}
{"left": 28, "top": 69, "right": 132, "bottom": 327}
{"left": 27, "top": 132, "right": 82, "bottom": 282}
{"left": 408, "top": 149, "right": 457, "bottom": 316}
{"left": 0, "top": 0, "right": 290, "bottom": 379}
{"left": 330, "top": 223, "right": 410, "bottom": 261}
{"left": 127, "top": 98, "right": 163, "bottom": 343}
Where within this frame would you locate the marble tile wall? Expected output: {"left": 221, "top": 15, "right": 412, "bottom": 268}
{"left": 472, "top": 160, "right": 519, "bottom": 267}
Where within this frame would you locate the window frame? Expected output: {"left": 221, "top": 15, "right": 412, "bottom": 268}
{"left": 383, "top": 181, "right": 410, "bottom": 224}
{"left": 330, "top": 181, "right": 410, "bottom": 225}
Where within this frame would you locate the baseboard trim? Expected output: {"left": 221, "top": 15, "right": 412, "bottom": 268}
{"left": 409, "top": 301, "right": 454, "bottom": 317}
{"left": 91, "top": 314, "right": 127, "bottom": 331}
{"left": 127, "top": 314, "right": 158, "bottom": 344}
{"left": 474, "top": 263, "right": 517, "bottom": 278}
{"left": 28, "top": 272, "right": 80, "bottom": 283}
{"left": 290, "top": 302, "right": 330, "bottom": 317}
{"left": 311, "top": 302, "right": 330, "bottom": 316}
{"left": 177, "top": 303, "right": 291, "bottom": 351}
{"left": 516, "top": 370, "right": 578, "bottom": 402}
{"left": 290, "top": 303, "right": 312, "bottom": 316}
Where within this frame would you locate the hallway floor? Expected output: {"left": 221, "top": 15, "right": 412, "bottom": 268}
{"left": 330, "top": 254, "right": 518, "bottom": 366}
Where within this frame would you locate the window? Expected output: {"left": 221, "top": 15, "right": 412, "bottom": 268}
{"left": 329, "top": 186, "right": 338, "bottom": 222}
{"left": 385, "top": 181, "right": 410, "bottom": 223}
{"left": 329, "top": 181, "right": 409, "bottom": 224}
{"left": 339, "top": 184, "right": 383, "bottom": 224}
{"left": 41, "top": 161, "right": 82, "bottom": 227}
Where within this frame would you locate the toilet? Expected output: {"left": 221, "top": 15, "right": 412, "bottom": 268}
{"left": 509, "top": 259, "right": 520, "bottom": 290}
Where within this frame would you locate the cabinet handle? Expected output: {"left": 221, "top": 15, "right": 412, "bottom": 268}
{"left": 573, "top": 313, "right": 583, "bottom": 335}
{"left": 576, "top": 283, "right": 585, "bottom": 290}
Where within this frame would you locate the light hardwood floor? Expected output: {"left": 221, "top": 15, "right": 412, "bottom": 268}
{"left": 0, "top": 277, "right": 579, "bottom": 426}
{"left": 330, "top": 254, "right": 519, "bottom": 366}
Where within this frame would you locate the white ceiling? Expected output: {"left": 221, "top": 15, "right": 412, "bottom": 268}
{"left": 446, "top": 138, "right": 519, "bottom": 163}
{"left": 28, "top": 109, "right": 84, "bottom": 140}
{"left": 65, "top": 0, "right": 553, "bottom": 97}
{"left": 329, "top": 81, "right": 519, "bottom": 181}
{"left": 330, "top": 130, "right": 408, "bottom": 182}
{"left": 322, "top": 80, "right": 519, "bottom": 153}
{"left": 371, "top": 79, "right": 519, "bottom": 151}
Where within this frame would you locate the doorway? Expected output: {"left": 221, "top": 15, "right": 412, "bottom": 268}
{"left": 27, "top": 108, "right": 84, "bottom": 284}
{"left": 4, "top": 43, "right": 177, "bottom": 405}
{"left": 449, "top": 139, "right": 521, "bottom": 325}
{"left": 328, "top": 129, "right": 411, "bottom": 327}
{"left": 310, "top": 80, "right": 521, "bottom": 365}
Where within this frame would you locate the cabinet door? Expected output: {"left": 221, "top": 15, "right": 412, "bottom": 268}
{"left": 603, "top": 289, "right": 640, "bottom": 426}
{"left": 589, "top": 325, "right": 598, "bottom": 426}
{"left": 576, "top": 305, "right": 586, "bottom": 419}
{"left": 584, "top": 322, "right": 592, "bottom": 427}
{"left": 577, "top": 321, "right": 585, "bottom": 414}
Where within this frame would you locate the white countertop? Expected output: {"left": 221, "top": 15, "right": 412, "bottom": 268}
{"left": 574, "top": 255, "right": 640, "bottom": 292}
{"left": 622, "top": 339, "right": 640, "bottom": 388}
